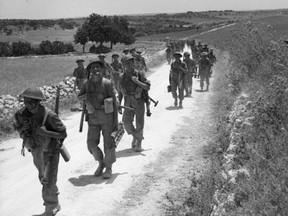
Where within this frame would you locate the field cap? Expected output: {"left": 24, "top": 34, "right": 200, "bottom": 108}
{"left": 173, "top": 52, "right": 182, "bottom": 58}
{"left": 183, "top": 52, "right": 190, "bottom": 56}
{"left": 87, "top": 60, "right": 104, "bottom": 71}
{"left": 76, "top": 59, "right": 85, "bottom": 63}
{"left": 123, "top": 48, "right": 129, "bottom": 53}
{"left": 112, "top": 53, "right": 119, "bottom": 58}
{"left": 98, "top": 53, "right": 106, "bottom": 58}
{"left": 122, "top": 55, "right": 134, "bottom": 63}
{"left": 20, "top": 87, "right": 46, "bottom": 100}
{"left": 136, "top": 50, "right": 142, "bottom": 54}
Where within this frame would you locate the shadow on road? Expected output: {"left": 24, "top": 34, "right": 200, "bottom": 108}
{"left": 116, "top": 148, "right": 152, "bottom": 158}
{"left": 165, "top": 106, "right": 179, "bottom": 110}
{"left": 68, "top": 172, "right": 128, "bottom": 186}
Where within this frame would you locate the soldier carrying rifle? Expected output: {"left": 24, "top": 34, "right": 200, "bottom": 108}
{"left": 119, "top": 55, "right": 151, "bottom": 152}
{"left": 13, "top": 87, "right": 67, "bottom": 216}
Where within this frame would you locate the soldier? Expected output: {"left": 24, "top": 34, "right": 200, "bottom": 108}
{"left": 98, "top": 53, "right": 113, "bottom": 79}
{"left": 14, "top": 87, "right": 67, "bottom": 216}
{"left": 169, "top": 52, "right": 187, "bottom": 108}
{"left": 110, "top": 53, "right": 124, "bottom": 103}
{"left": 78, "top": 60, "right": 118, "bottom": 179}
{"left": 198, "top": 52, "right": 213, "bottom": 91}
{"left": 135, "top": 50, "right": 148, "bottom": 72}
{"left": 183, "top": 52, "right": 197, "bottom": 97}
{"left": 165, "top": 45, "right": 173, "bottom": 65}
{"left": 119, "top": 55, "right": 151, "bottom": 152}
{"left": 73, "top": 59, "right": 86, "bottom": 92}
{"left": 121, "top": 48, "right": 130, "bottom": 63}
{"left": 208, "top": 48, "right": 217, "bottom": 77}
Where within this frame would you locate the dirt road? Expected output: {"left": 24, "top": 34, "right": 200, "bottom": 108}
{"left": 0, "top": 47, "right": 215, "bottom": 216}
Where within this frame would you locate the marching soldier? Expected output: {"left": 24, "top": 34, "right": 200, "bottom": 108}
{"left": 183, "top": 52, "right": 197, "bottom": 97}
{"left": 110, "top": 53, "right": 124, "bottom": 103}
{"left": 135, "top": 50, "right": 148, "bottom": 72}
{"left": 73, "top": 59, "right": 86, "bottom": 92}
{"left": 78, "top": 60, "right": 118, "bottom": 179}
{"left": 198, "top": 52, "right": 213, "bottom": 91}
{"left": 165, "top": 45, "right": 173, "bottom": 65}
{"left": 14, "top": 87, "right": 67, "bottom": 216}
{"left": 98, "top": 53, "right": 113, "bottom": 79}
{"left": 121, "top": 48, "right": 130, "bottom": 63}
{"left": 119, "top": 55, "right": 151, "bottom": 152}
{"left": 169, "top": 52, "right": 187, "bottom": 108}
{"left": 208, "top": 48, "right": 217, "bottom": 77}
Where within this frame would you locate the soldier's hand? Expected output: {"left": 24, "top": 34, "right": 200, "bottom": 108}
{"left": 35, "top": 126, "right": 49, "bottom": 136}
{"left": 131, "top": 76, "right": 138, "bottom": 83}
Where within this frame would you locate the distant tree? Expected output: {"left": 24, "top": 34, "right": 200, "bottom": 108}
{"left": 39, "top": 40, "right": 53, "bottom": 54}
{"left": 73, "top": 21, "right": 89, "bottom": 53}
{"left": 52, "top": 41, "right": 66, "bottom": 54}
{"left": 11, "top": 41, "right": 32, "bottom": 56}
{"left": 0, "top": 42, "right": 12, "bottom": 57}
{"left": 65, "top": 42, "right": 75, "bottom": 53}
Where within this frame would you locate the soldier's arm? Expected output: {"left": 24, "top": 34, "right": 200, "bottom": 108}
{"left": 131, "top": 72, "right": 150, "bottom": 91}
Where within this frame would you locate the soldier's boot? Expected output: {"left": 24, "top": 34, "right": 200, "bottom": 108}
{"left": 131, "top": 136, "right": 137, "bottom": 149}
{"left": 39, "top": 204, "right": 61, "bottom": 216}
{"left": 174, "top": 99, "right": 178, "bottom": 107}
{"left": 178, "top": 101, "right": 183, "bottom": 108}
{"left": 102, "top": 167, "right": 112, "bottom": 179}
{"left": 206, "top": 84, "right": 209, "bottom": 91}
{"left": 94, "top": 162, "right": 105, "bottom": 177}
{"left": 200, "top": 86, "right": 203, "bottom": 92}
{"left": 135, "top": 139, "right": 143, "bottom": 152}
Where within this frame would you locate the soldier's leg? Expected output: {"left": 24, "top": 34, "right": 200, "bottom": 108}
{"left": 31, "top": 146, "right": 45, "bottom": 182}
{"left": 184, "top": 74, "right": 189, "bottom": 96}
{"left": 134, "top": 102, "right": 145, "bottom": 152}
{"left": 171, "top": 80, "right": 178, "bottom": 106}
{"left": 206, "top": 75, "right": 210, "bottom": 91}
{"left": 188, "top": 73, "right": 193, "bottom": 95}
{"left": 122, "top": 108, "right": 136, "bottom": 136}
{"left": 42, "top": 152, "right": 61, "bottom": 215}
{"left": 178, "top": 82, "right": 185, "bottom": 108}
{"left": 200, "top": 74, "right": 204, "bottom": 91}
{"left": 87, "top": 123, "right": 105, "bottom": 176}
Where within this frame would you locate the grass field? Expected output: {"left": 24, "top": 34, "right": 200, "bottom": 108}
{"left": 255, "top": 15, "right": 288, "bottom": 36}
{"left": 0, "top": 40, "right": 165, "bottom": 96}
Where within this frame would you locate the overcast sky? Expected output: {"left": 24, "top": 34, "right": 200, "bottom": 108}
{"left": 0, "top": 0, "right": 288, "bottom": 19}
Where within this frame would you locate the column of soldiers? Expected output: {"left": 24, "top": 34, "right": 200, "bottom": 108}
{"left": 168, "top": 39, "right": 217, "bottom": 108}
{"left": 13, "top": 42, "right": 216, "bottom": 215}
{"left": 165, "top": 38, "right": 186, "bottom": 65}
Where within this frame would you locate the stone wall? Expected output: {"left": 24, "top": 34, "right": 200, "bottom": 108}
{"left": 0, "top": 76, "right": 76, "bottom": 122}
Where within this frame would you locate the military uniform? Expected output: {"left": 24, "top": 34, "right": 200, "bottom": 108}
{"left": 78, "top": 61, "right": 118, "bottom": 179}
{"left": 183, "top": 53, "right": 196, "bottom": 96}
{"left": 14, "top": 87, "right": 67, "bottom": 216}
{"left": 110, "top": 54, "right": 124, "bottom": 102}
{"left": 119, "top": 57, "right": 150, "bottom": 151}
{"left": 170, "top": 53, "right": 187, "bottom": 107}
{"left": 198, "top": 53, "right": 213, "bottom": 91}
{"left": 134, "top": 52, "right": 147, "bottom": 72}
{"left": 73, "top": 60, "right": 86, "bottom": 91}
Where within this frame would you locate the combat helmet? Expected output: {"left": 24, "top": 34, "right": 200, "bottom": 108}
{"left": 183, "top": 52, "right": 190, "bottom": 56}
{"left": 20, "top": 87, "right": 46, "bottom": 100}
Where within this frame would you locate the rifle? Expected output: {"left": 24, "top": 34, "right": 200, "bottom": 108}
{"left": 55, "top": 86, "right": 70, "bottom": 162}
{"left": 79, "top": 70, "right": 91, "bottom": 132}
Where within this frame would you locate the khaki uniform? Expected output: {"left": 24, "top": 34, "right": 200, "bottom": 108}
{"left": 198, "top": 56, "right": 212, "bottom": 90}
{"left": 73, "top": 66, "right": 86, "bottom": 91}
{"left": 183, "top": 58, "right": 196, "bottom": 96}
{"left": 14, "top": 105, "right": 66, "bottom": 212}
{"left": 119, "top": 70, "right": 150, "bottom": 142}
{"left": 78, "top": 78, "right": 118, "bottom": 168}
{"left": 170, "top": 60, "right": 187, "bottom": 103}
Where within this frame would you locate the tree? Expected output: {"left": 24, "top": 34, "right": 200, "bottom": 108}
{"left": 52, "top": 41, "right": 66, "bottom": 54}
{"left": 73, "top": 21, "right": 89, "bottom": 53}
{"left": 86, "top": 14, "right": 111, "bottom": 46}
{"left": 39, "top": 40, "right": 53, "bottom": 54}
{"left": 11, "top": 41, "right": 32, "bottom": 56}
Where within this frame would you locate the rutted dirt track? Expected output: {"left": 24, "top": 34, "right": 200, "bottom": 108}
{"left": 0, "top": 49, "right": 216, "bottom": 216}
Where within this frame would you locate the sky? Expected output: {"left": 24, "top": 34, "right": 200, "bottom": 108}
{"left": 0, "top": 0, "right": 288, "bottom": 19}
